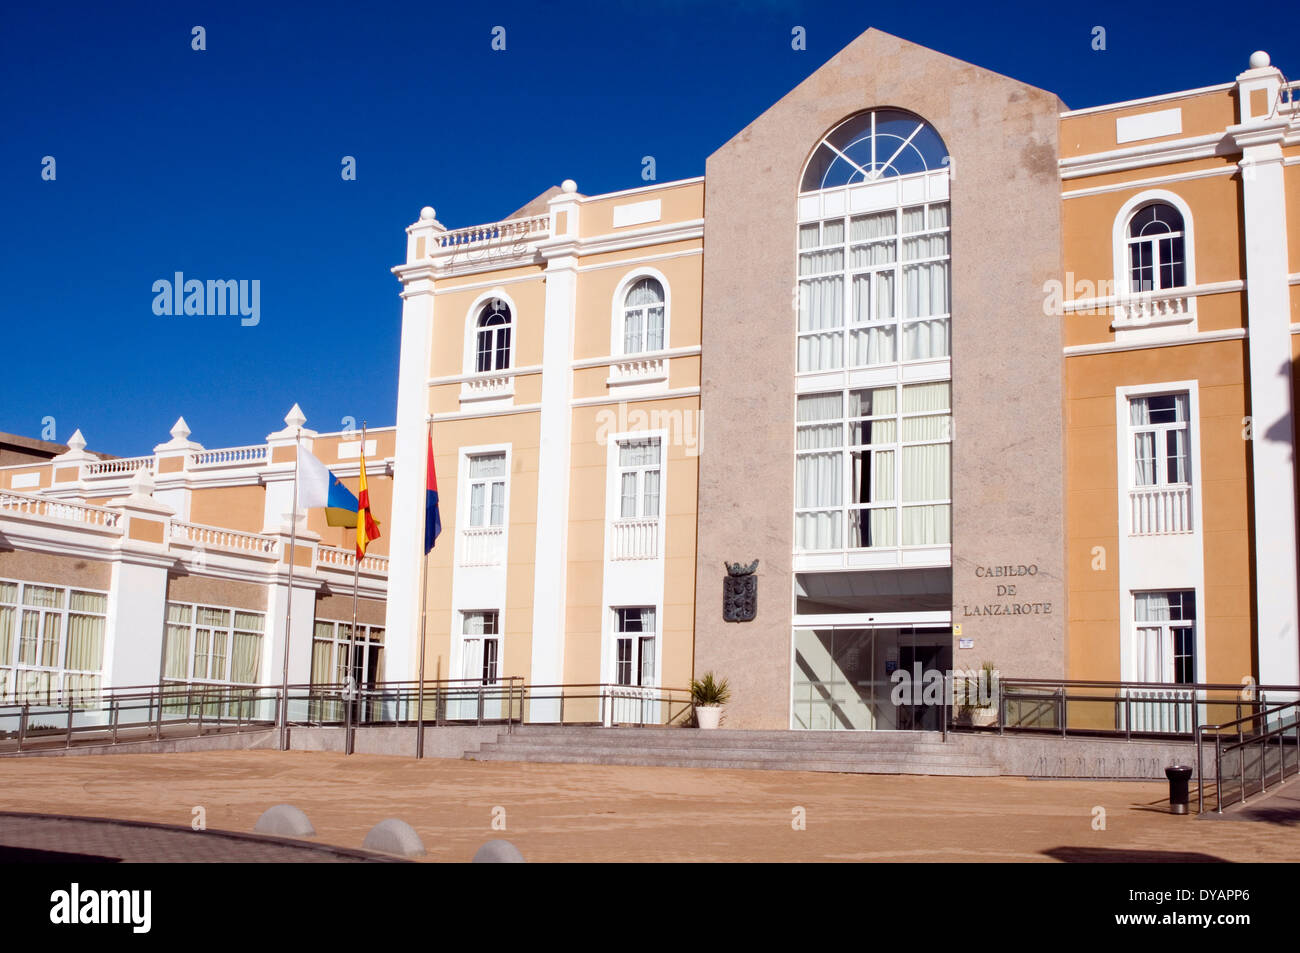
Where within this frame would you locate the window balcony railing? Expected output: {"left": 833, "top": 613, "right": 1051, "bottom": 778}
{"left": 1129, "top": 484, "right": 1193, "bottom": 536}
{"left": 607, "top": 358, "right": 667, "bottom": 387}
{"left": 1112, "top": 290, "right": 1192, "bottom": 330}
{"left": 188, "top": 445, "right": 268, "bottom": 468}
{"left": 84, "top": 456, "right": 155, "bottom": 477}
{"left": 611, "top": 517, "right": 659, "bottom": 560}
{"left": 460, "top": 525, "right": 505, "bottom": 567}
{"left": 460, "top": 374, "right": 513, "bottom": 403}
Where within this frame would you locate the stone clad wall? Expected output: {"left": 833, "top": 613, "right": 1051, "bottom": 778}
{"left": 694, "top": 29, "right": 1066, "bottom": 729}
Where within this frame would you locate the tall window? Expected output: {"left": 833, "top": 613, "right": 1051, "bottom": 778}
{"left": 1134, "top": 591, "right": 1196, "bottom": 684}
{"left": 622, "top": 278, "right": 665, "bottom": 354}
{"left": 0, "top": 580, "right": 106, "bottom": 703}
{"left": 798, "top": 204, "right": 950, "bottom": 372}
{"left": 796, "top": 382, "right": 951, "bottom": 551}
{"left": 466, "top": 452, "right": 507, "bottom": 527}
{"left": 163, "top": 603, "right": 264, "bottom": 686}
{"left": 1127, "top": 203, "right": 1186, "bottom": 292}
{"left": 460, "top": 611, "right": 499, "bottom": 684}
{"left": 614, "top": 608, "right": 656, "bottom": 687}
{"left": 475, "top": 300, "right": 512, "bottom": 372}
{"left": 1129, "top": 393, "right": 1190, "bottom": 487}
{"left": 617, "top": 438, "right": 662, "bottom": 518}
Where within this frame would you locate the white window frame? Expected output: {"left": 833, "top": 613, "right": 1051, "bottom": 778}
{"left": 1127, "top": 391, "right": 1192, "bottom": 489}
{"left": 163, "top": 601, "right": 266, "bottom": 687}
{"left": 610, "top": 268, "right": 672, "bottom": 358}
{"left": 795, "top": 201, "right": 951, "bottom": 376}
{"left": 614, "top": 436, "right": 663, "bottom": 520}
{"left": 1130, "top": 590, "right": 1198, "bottom": 685}
{"left": 464, "top": 451, "right": 509, "bottom": 528}
{"left": 0, "top": 578, "right": 108, "bottom": 703}
{"left": 793, "top": 382, "right": 952, "bottom": 558}
{"left": 1111, "top": 191, "right": 1196, "bottom": 295}
{"left": 457, "top": 609, "right": 502, "bottom": 685}
{"left": 612, "top": 606, "right": 658, "bottom": 688}
{"left": 310, "top": 619, "right": 385, "bottom": 687}
{"left": 460, "top": 288, "right": 519, "bottom": 378}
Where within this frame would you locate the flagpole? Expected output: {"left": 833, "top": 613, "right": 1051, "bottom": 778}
{"left": 346, "top": 421, "right": 366, "bottom": 757}
{"left": 279, "top": 427, "right": 301, "bottom": 752}
{"left": 416, "top": 416, "right": 432, "bottom": 759}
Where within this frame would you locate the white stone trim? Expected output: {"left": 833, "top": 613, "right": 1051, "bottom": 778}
{"left": 1061, "top": 164, "right": 1237, "bottom": 200}
{"left": 431, "top": 403, "right": 543, "bottom": 423}
{"left": 571, "top": 176, "right": 703, "bottom": 203}
{"left": 575, "top": 247, "right": 703, "bottom": 274}
{"left": 1060, "top": 82, "right": 1235, "bottom": 118}
{"left": 570, "top": 387, "right": 700, "bottom": 409}
{"left": 1059, "top": 131, "right": 1234, "bottom": 179}
{"left": 1115, "top": 108, "right": 1183, "bottom": 145}
{"left": 1063, "top": 328, "right": 1245, "bottom": 357}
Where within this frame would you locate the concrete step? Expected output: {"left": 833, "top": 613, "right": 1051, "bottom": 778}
{"left": 466, "top": 726, "right": 1004, "bottom": 776}
{"left": 468, "top": 748, "right": 1001, "bottom": 776}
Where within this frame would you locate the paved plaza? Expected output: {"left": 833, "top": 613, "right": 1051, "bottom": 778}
{"left": 0, "top": 751, "right": 1297, "bottom": 862}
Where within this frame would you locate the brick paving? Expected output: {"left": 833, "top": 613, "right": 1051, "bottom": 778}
{"left": 1, "top": 749, "right": 1298, "bottom": 861}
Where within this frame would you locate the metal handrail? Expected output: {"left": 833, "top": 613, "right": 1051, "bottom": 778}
{"left": 1196, "top": 699, "right": 1300, "bottom": 814}
{"left": 992, "top": 678, "right": 1297, "bottom": 739}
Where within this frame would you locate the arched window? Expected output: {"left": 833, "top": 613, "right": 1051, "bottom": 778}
{"left": 622, "top": 278, "right": 665, "bottom": 354}
{"left": 801, "top": 108, "right": 950, "bottom": 192}
{"left": 475, "top": 300, "right": 512, "bottom": 372}
{"left": 1126, "top": 203, "right": 1186, "bottom": 292}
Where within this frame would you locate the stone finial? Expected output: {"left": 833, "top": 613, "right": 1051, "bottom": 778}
{"left": 420, "top": 206, "right": 436, "bottom": 221}
{"left": 1249, "top": 50, "right": 1271, "bottom": 69}
{"left": 561, "top": 179, "right": 578, "bottom": 194}
{"left": 129, "top": 466, "right": 155, "bottom": 498}
{"left": 67, "top": 429, "right": 87, "bottom": 452}
{"left": 170, "top": 416, "right": 191, "bottom": 442}
{"left": 284, "top": 403, "right": 307, "bottom": 430}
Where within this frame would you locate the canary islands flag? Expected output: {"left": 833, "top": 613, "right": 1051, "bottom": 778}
{"left": 356, "top": 448, "right": 381, "bottom": 559}
{"left": 424, "top": 430, "right": 441, "bottom": 553}
{"left": 296, "top": 445, "right": 359, "bottom": 527}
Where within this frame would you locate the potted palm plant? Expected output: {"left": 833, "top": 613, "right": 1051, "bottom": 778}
{"left": 691, "top": 672, "right": 730, "bottom": 729}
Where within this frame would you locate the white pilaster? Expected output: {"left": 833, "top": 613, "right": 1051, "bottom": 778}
{"left": 1232, "top": 53, "right": 1299, "bottom": 685}
{"left": 528, "top": 181, "right": 582, "bottom": 717}
{"left": 386, "top": 208, "right": 443, "bottom": 684}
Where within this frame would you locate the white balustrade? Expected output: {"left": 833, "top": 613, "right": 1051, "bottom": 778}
{"left": 1112, "top": 292, "right": 1191, "bottom": 328}
{"left": 1119, "top": 688, "right": 1195, "bottom": 734}
{"left": 189, "top": 445, "right": 268, "bottom": 468}
{"left": 608, "top": 358, "right": 666, "bottom": 384}
{"left": 169, "top": 520, "right": 279, "bottom": 555}
{"left": 461, "top": 375, "right": 512, "bottom": 400}
{"left": 0, "top": 490, "right": 122, "bottom": 530}
{"left": 1129, "top": 485, "right": 1193, "bottom": 535}
{"left": 435, "top": 214, "right": 550, "bottom": 250}
{"left": 611, "top": 517, "right": 659, "bottom": 560}
{"left": 315, "top": 544, "right": 389, "bottom": 574}
{"left": 460, "top": 525, "right": 505, "bottom": 567}
{"left": 85, "top": 456, "right": 154, "bottom": 477}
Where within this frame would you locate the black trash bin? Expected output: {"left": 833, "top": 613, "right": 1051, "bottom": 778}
{"left": 1165, "top": 764, "right": 1193, "bottom": 815}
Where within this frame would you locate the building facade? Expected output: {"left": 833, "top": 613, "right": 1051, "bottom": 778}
{"left": 0, "top": 411, "right": 393, "bottom": 703}
{"left": 387, "top": 29, "right": 1300, "bottom": 729}
{"left": 5, "top": 29, "right": 1298, "bottom": 734}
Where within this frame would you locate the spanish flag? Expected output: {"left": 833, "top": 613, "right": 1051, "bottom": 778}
{"left": 356, "top": 448, "right": 381, "bottom": 559}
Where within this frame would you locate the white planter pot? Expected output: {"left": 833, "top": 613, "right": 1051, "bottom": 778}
{"left": 695, "top": 705, "right": 723, "bottom": 729}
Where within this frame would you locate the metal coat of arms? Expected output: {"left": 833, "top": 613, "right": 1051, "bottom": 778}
{"left": 723, "top": 560, "right": 759, "bottom": 622}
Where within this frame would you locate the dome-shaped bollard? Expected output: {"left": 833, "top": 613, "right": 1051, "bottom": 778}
{"left": 363, "top": 819, "right": 427, "bottom": 858}
{"left": 253, "top": 804, "right": 316, "bottom": 837}
{"left": 472, "top": 839, "right": 525, "bottom": 863}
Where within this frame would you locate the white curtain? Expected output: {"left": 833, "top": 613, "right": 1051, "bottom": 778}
{"left": 902, "top": 504, "right": 951, "bottom": 545}
{"left": 624, "top": 278, "right": 665, "bottom": 352}
{"left": 230, "top": 633, "right": 261, "bottom": 684}
{"left": 902, "top": 444, "right": 950, "bottom": 502}
{"left": 903, "top": 261, "right": 949, "bottom": 318}
{"left": 902, "top": 318, "right": 950, "bottom": 361}
{"left": 901, "top": 207, "right": 926, "bottom": 233}
{"left": 851, "top": 211, "right": 896, "bottom": 241}
{"left": 798, "top": 277, "right": 844, "bottom": 371}
{"left": 903, "top": 381, "right": 950, "bottom": 413}
{"left": 850, "top": 275, "right": 895, "bottom": 366}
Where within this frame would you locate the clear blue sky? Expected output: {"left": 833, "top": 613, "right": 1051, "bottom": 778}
{"left": 1, "top": 0, "right": 1289, "bottom": 455}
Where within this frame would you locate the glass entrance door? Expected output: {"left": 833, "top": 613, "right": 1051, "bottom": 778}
{"left": 792, "top": 624, "right": 952, "bottom": 730}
